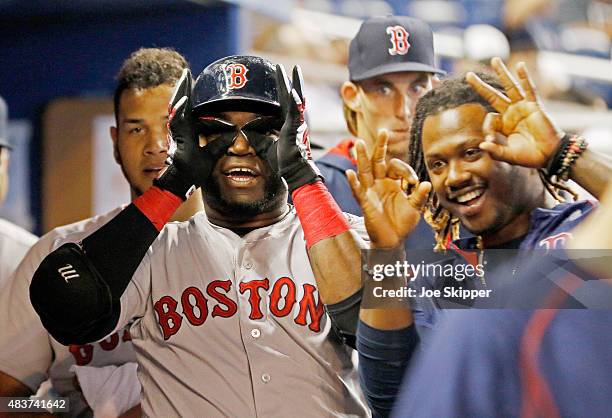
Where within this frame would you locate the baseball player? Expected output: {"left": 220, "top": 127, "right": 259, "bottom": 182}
{"left": 29, "top": 55, "right": 369, "bottom": 417}
{"left": 347, "top": 58, "right": 612, "bottom": 417}
{"left": 316, "top": 16, "right": 443, "bottom": 248}
{"left": 393, "top": 183, "right": 612, "bottom": 418}
{"left": 0, "top": 95, "right": 37, "bottom": 284}
{"left": 312, "top": 17, "right": 452, "bottom": 345}
{"left": 0, "top": 48, "right": 203, "bottom": 418}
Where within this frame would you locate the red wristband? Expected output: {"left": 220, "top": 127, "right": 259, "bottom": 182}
{"left": 292, "top": 182, "right": 351, "bottom": 249}
{"left": 133, "top": 186, "right": 183, "bottom": 232}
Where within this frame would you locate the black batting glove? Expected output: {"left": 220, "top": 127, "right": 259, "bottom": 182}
{"left": 155, "top": 69, "right": 217, "bottom": 199}
{"left": 270, "top": 64, "right": 322, "bottom": 193}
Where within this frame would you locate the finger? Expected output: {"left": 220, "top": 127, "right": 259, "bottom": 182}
{"left": 516, "top": 62, "right": 538, "bottom": 102}
{"left": 490, "top": 57, "right": 524, "bottom": 102}
{"left": 479, "top": 141, "right": 514, "bottom": 163}
{"left": 372, "top": 130, "right": 389, "bottom": 179}
{"left": 482, "top": 112, "right": 502, "bottom": 142}
{"left": 355, "top": 139, "right": 374, "bottom": 188}
{"left": 184, "top": 69, "right": 194, "bottom": 114}
{"left": 288, "top": 89, "right": 303, "bottom": 118}
{"left": 291, "top": 65, "right": 305, "bottom": 102}
{"left": 407, "top": 181, "right": 432, "bottom": 210}
{"left": 169, "top": 68, "right": 190, "bottom": 110}
{"left": 466, "top": 72, "right": 511, "bottom": 113}
{"left": 387, "top": 159, "right": 418, "bottom": 186}
{"left": 275, "top": 64, "right": 291, "bottom": 116}
{"left": 346, "top": 169, "right": 367, "bottom": 206}
{"left": 169, "top": 96, "right": 188, "bottom": 127}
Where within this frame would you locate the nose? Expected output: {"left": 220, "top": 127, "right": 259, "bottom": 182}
{"left": 227, "top": 130, "right": 256, "bottom": 156}
{"left": 144, "top": 125, "right": 169, "bottom": 155}
{"left": 444, "top": 159, "right": 471, "bottom": 190}
{"left": 395, "top": 92, "right": 413, "bottom": 120}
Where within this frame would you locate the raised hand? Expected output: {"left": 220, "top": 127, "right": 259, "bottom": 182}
{"left": 346, "top": 131, "right": 431, "bottom": 249}
{"left": 271, "top": 63, "right": 321, "bottom": 193}
{"left": 156, "top": 69, "right": 218, "bottom": 198}
{"left": 466, "top": 57, "right": 564, "bottom": 168}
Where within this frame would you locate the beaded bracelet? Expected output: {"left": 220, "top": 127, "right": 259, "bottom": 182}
{"left": 547, "top": 134, "right": 588, "bottom": 181}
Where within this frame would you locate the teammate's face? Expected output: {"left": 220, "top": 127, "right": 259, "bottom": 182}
{"left": 422, "top": 103, "right": 541, "bottom": 239}
{"left": 351, "top": 71, "right": 432, "bottom": 161}
{"left": 111, "top": 84, "right": 173, "bottom": 198}
{"left": 202, "top": 111, "right": 285, "bottom": 219}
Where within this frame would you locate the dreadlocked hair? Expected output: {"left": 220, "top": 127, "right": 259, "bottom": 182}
{"left": 408, "top": 72, "right": 577, "bottom": 251}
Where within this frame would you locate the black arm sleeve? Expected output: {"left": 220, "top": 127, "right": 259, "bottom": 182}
{"left": 357, "top": 320, "right": 419, "bottom": 418}
{"left": 325, "top": 288, "right": 363, "bottom": 349}
{"left": 30, "top": 204, "right": 160, "bottom": 345}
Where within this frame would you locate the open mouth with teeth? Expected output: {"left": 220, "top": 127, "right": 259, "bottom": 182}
{"left": 223, "top": 167, "right": 260, "bottom": 184}
{"left": 455, "top": 188, "right": 485, "bottom": 205}
{"left": 447, "top": 187, "right": 487, "bottom": 217}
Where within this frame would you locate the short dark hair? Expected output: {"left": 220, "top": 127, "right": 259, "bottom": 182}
{"left": 113, "top": 47, "right": 188, "bottom": 121}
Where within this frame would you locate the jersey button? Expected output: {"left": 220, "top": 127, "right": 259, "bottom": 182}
{"left": 261, "top": 373, "right": 271, "bottom": 383}
{"left": 251, "top": 328, "right": 261, "bottom": 339}
{"left": 245, "top": 262, "right": 253, "bottom": 270}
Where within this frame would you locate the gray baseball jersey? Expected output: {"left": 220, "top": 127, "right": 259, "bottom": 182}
{"left": 0, "top": 208, "right": 137, "bottom": 416}
{"left": 0, "top": 218, "right": 37, "bottom": 283}
{"left": 112, "top": 207, "right": 369, "bottom": 417}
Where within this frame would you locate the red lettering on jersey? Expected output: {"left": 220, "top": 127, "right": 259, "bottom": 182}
{"left": 181, "top": 286, "right": 209, "bottom": 326}
{"left": 99, "top": 333, "right": 119, "bottom": 351}
{"left": 122, "top": 328, "right": 132, "bottom": 342}
{"left": 295, "top": 284, "right": 324, "bottom": 332}
{"left": 539, "top": 232, "right": 572, "bottom": 250}
{"left": 269, "top": 276, "right": 297, "bottom": 318}
{"left": 386, "top": 25, "right": 410, "bottom": 55}
{"left": 69, "top": 344, "right": 94, "bottom": 366}
{"left": 226, "top": 63, "right": 248, "bottom": 89}
{"left": 154, "top": 295, "right": 183, "bottom": 340}
{"left": 239, "top": 279, "right": 270, "bottom": 320}
{"left": 207, "top": 280, "right": 238, "bottom": 318}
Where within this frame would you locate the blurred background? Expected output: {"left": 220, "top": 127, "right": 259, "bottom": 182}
{"left": 1, "top": 0, "right": 610, "bottom": 234}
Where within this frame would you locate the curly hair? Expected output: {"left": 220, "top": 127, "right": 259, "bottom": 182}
{"left": 408, "top": 72, "right": 576, "bottom": 251}
{"left": 113, "top": 47, "right": 189, "bottom": 121}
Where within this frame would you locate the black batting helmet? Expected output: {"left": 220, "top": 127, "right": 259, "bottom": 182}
{"left": 192, "top": 55, "right": 280, "bottom": 117}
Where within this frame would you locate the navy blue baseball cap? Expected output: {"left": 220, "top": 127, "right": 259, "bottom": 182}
{"left": 348, "top": 15, "right": 444, "bottom": 81}
{"left": 192, "top": 55, "right": 280, "bottom": 117}
{"left": 0, "top": 96, "right": 10, "bottom": 149}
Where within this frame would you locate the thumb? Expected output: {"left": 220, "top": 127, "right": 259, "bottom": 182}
{"left": 407, "top": 181, "right": 431, "bottom": 210}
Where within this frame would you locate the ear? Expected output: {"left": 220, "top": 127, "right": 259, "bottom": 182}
{"left": 110, "top": 126, "right": 121, "bottom": 165}
{"left": 340, "top": 81, "right": 361, "bottom": 113}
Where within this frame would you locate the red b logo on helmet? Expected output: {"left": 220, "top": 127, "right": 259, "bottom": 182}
{"left": 226, "top": 63, "right": 248, "bottom": 89}
{"left": 386, "top": 26, "right": 410, "bottom": 55}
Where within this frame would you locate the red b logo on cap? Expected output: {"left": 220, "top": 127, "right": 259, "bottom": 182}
{"left": 386, "top": 26, "right": 410, "bottom": 55}
{"left": 226, "top": 63, "right": 248, "bottom": 89}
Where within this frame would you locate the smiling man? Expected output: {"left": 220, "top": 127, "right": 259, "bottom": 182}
{"left": 29, "top": 56, "right": 369, "bottom": 417}
{"left": 347, "top": 58, "right": 612, "bottom": 417}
